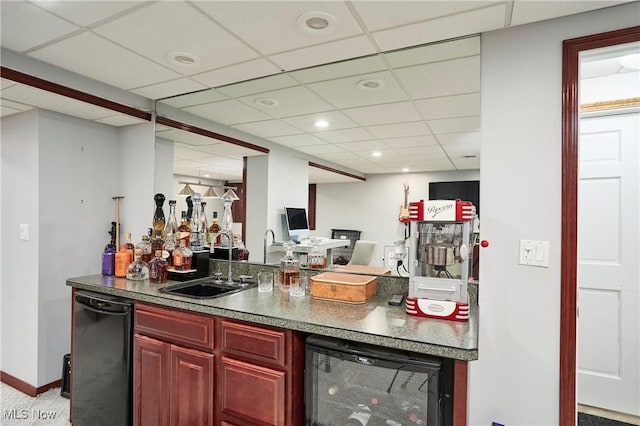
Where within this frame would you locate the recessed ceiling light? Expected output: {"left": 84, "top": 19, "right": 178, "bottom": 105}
{"left": 203, "top": 174, "right": 210, "bottom": 178}
{"left": 296, "top": 11, "right": 336, "bottom": 34}
{"left": 402, "top": 168, "right": 410, "bottom": 172}
{"left": 371, "top": 151, "right": 382, "bottom": 157}
{"left": 462, "top": 154, "right": 478, "bottom": 158}
{"left": 356, "top": 78, "right": 385, "bottom": 91}
{"left": 254, "top": 98, "right": 279, "bottom": 107}
{"left": 314, "top": 119, "right": 329, "bottom": 128}
{"left": 166, "top": 51, "right": 201, "bottom": 68}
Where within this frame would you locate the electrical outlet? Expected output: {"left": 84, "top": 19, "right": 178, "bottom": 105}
{"left": 383, "top": 246, "right": 396, "bottom": 267}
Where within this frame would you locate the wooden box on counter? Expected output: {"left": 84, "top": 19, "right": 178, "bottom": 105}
{"left": 309, "top": 272, "right": 377, "bottom": 304}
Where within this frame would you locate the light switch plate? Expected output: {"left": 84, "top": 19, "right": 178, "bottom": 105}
{"left": 519, "top": 240, "right": 549, "bottom": 267}
{"left": 19, "top": 223, "right": 30, "bottom": 241}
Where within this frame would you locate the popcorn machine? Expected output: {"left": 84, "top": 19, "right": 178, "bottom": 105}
{"left": 406, "top": 199, "right": 475, "bottom": 321}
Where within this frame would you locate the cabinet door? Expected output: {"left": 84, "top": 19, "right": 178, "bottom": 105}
{"left": 220, "top": 357, "right": 286, "bottom": 426}
{"left": 134, "top": 335, "right": 170, "bottom": 426}
{"left": 170, "top": 345, "right": 215, "bottom": 426}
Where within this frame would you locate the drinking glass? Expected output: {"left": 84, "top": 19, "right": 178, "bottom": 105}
{"left": 290, "top": 276, "right": 306, "bottom": 297}
{"left": 257, "top": 272, "right": 274, "bottom": 292}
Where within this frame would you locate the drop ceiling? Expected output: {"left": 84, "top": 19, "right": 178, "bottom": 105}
{"left": 0, "top": 0, "right": 633, "bottom": 183}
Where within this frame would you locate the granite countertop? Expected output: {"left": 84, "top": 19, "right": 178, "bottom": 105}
{"left": 67, "top": 274, "right": 478, "bottom": 361}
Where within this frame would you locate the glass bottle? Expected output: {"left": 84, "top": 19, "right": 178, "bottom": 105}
{"left": 221, "top": 197, "right": 233, "bottom": 232}
{"left": 208, "top": 211, "right": 221, "bottom": 247}
{"left": 101, "top": 245, "right": 115, "bottom": 275}
{"left": 185, "top": 196, "right": 193, "bottom": 222}
{"left": 190, "top": 193, "right": 203, "bottom": 251}
{"left": 115, "top": 244, "right": 130, "bottom": 278}
{"left": 173, "top": 239, "right": 193, "bottom": 271}
{"left": 152, "top": 193, "right": 166, "bottom": 238}
{"left": 177, "top": 211, "right": 191, "bottom": 247}
{"left": 123, "top": 232, "right": 135, "bottom": 263}
{"left": 279, "top": 241, "right": 300, "bottom": 292}
{"left": 136, "top": 235, "right": 152, "bottom": 263}
{"left": 164, "top": 200, "right": 178, "bottom": 267}
{"left": 148, "top": 249, "right": 168, "bottom": 284}
{"left": 199, "top": 201, "right": 208, "bottom": 247}
{"left": 308, "top": 244, "right": 327, "bottom": 269}
{"left": 126, "top": 248, "right": 149, "bottom": 280}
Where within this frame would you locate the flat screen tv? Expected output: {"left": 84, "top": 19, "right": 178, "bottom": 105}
{"left": 284, "top": 207, "right": 309, "bottom": 242}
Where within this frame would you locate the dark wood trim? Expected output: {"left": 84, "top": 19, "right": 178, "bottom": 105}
{"left": 453, "top": 360, "right": 468, "bottom": 426}
{"left": 308, "top": 161, "right": 366, "bottom": 181}
{"left": 0, "top": 66, "right": 151, "bottom": 121}
{"left": 308, "top": 184, "right": 317, "bottom": 230}
{"left": 156, "top": 116, "right": 269, "bottom": 154}
{"left": 1, "top": 371, "right": 61, "bottom": 397}
{"left": 560, "top": 25, "right": 640, "bottom": 426}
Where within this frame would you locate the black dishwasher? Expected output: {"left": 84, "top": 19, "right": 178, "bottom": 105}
{"left": 72, "top": 290, "right": 132, "bottom": 426}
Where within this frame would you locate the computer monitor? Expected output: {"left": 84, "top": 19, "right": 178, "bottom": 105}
{"left": 284, "top": 207, "right": 309, "bottom": 242}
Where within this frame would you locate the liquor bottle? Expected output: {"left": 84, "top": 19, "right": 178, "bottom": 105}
{"left": 190, "top": 193, "right": 203, "bottom": 251}
{"left": 148, "top": 249, "right": 168, "bottom": 284}
{"left": 308, "top": 244, "right": 327, "bottom": 269}
{"left": 177, "top": 211, "right": 191, "bottom": 246}
{"left": 208, "top": 211, "right": 221, "bottom": 247}
{"left": 152, "top": 193, "right": 166, "bottom": 238}
{"left": 123, "top": 232, "right": 135, "bottom": 263}
{"left": 101, "top": 245, "right": 115, "bottom": 276}
{"left": 115, "top": 244, "right": 130, "bottom": 278}
{"left": 185, "top": 196, "right": 193, "bottom": 222}
{"left": 164, "top": 200, "right": 178, "bottom": 240}
{"left": 279, "top": 241, "right": 300, "bottom": 292}
{"left": 136, "top": 235, "right": 152, "bottom": 263}
{"left": 126, "top": 248, "right": 149, "bottom": 280}
{"left": 173, "top": 239, "right": 193, "bottom": 271}
{"left": 199, "top": 201, "right": 208, "bottom": 246}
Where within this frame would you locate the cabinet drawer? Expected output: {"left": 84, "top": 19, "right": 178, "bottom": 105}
{"left": 135, "top": 303, "right": 215, "bottom": 352}
{"left": 220, "top": 319, "right": 286, "bottom": 368}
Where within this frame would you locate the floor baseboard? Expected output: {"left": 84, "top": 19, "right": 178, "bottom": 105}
{"left": 0, "top": 371, "right": 62, "bottom": 397}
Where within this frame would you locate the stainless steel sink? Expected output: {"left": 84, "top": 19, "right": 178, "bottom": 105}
{"left": 160, "top": 277, "right": 255, "bottom": 299}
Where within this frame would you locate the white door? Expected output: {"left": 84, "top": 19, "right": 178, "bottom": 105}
{"left": 577, "top": 111, "right": 639, "bottom": 416}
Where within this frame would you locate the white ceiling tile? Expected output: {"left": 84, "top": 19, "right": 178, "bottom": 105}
{"left": 1, "top": 78, "right": 18, "bottom": 90}
{"left": 191, "top": 59, "right": 283, "bottom": 88}
{"left": 395, "top": 56, "right": 480, "bottom": 99}
{"left": 160, "top": 131, "right": 218, "bottom": 146}
{"left": 93, "top": 2, "right": 258, "bottom": 75}
{"left": 317, "top": 151, "right": 363, "bottom": 161}
{"left": 216, "top": 73, "right": 299, "bottom": 98}
{"left": 296, "top": 144, "right": 348, "bottom": 155}
{"left": 232, "top": 120, "right": 303, "bottom": 138}
{"left": 1, "top": 105, "right": 27, "bottom": 118}
{"left": 95, "top": 114, "right": 146, "bottom": 127}
{"left": 239, "top": 86, "right": 333, "bottom": 118}
{"left": 366, "top": 122, "right": 431, "bottom": 139}
{"left": 385, "top": 36, "right": 480, "bottom": 69}
{"left": 450, "top": 156, "right": 481, "bottom": 170}
{"left": 352, "top": 1, "right": 500, "bottom": 31}
{"left": 282, "top": 110, "right": 358, "bottom": 132}
{"left": 269, "top": 134, "right": 332, "bottom": 148}
{"left": 33, "top": 1, "right": 145, "bottom": 27}
{"left": 334, "top": 140, "right": 388, "bottom": 152}
{"left": 160, "top": 89, "right": 228, "bottom": 109}
{"left": 131, "top": 78, "right": 208, "bottom": 100}
{"left": 343, "top": 101, "right": 422, "bottom": 126}
{"left": 29, "top": 32, "right": 180, "bottom": 90}
{"left": 394, "top": 145, "right": 450, "bottom": 160}
{"left": 372, "top": 3, "right": 507, "bottom": 52}
{"left": 312, "top": 127, "right": 375, "bottom": 143}
{"left": 174, "top": 145, "right": 211, "bottom": 160}
{"left": 307, "top": 71, "right": 407, "bottom": 109}
{"left": 184, "top": 99, "right": 273, "bottom": 125}
{"left": 510, "top": 1, "right": 629, "bottom": 26}
{"left": 437, "top": 131, "right": 481, "bottom": 148}
{"left": 382, "top": 135, "right": 439, "bottom": 147}
{"left": 194, "top": 143, "right": 264, "bottom": 157}
{"left": 290, "top": 55, "right": 388, "bottom": 84}
{"left": 428, "top": 117, "right": 480, "bottom": 134}
{"left": 0, "top": 2, "right": 80, "bottom": 52}
{"left": 414, "top": 92, "right": 480, "bottom": 120}
{"left": 269, "top": 36, "right": 377, "bottom": 71}
{"left": 0, "top": 98, "right": 31, "bottom": 112}
{"left": 196, "top": 1, "right": 363, "bottom": 55}
{"left": 412, "top": 159, "right": 456, "bottom": 171}
{"left": 442, "top": 142, "right": 481, "bottom": 158}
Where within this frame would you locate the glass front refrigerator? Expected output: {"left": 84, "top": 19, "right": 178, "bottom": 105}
{"left": 305, "top": 336, "right": 453, "bottom": 426}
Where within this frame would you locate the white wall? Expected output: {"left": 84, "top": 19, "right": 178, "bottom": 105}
{"left": 246, "top": 155, "right": 269, "bottom": 260}
{"left": 316, "top": 170, "right": 480, "bottom": 268}
{"left": 1, "top": 110, "right": 40, "bottom": 385}
{"left": 469, "top": 3, "right": 640, "bottom": 425}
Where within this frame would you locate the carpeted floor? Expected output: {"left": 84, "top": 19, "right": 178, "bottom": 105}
{"left": 579, "top": 412, "right": 639, "bottom": 426}
{"left": 1, "top": 383, "right": 71, "bottom": 426}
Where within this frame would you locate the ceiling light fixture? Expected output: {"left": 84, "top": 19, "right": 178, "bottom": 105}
{"left": 314, "top": 119, "right": 329, "bottom": 128}
{"left": 254, "top": 98, "right": 279, "bottom": 107}
{"left": 356, "top": 78, "right": 385, "bottom": 91}
{"left": 166, "top": 51, "right": 201, "bottom": 69}
{"left": 402, "top": 168, "right": 410, "bottom": 172}
{"left": 296, "top": 11, "right": 336, "bottom": 34}
{"left": 371, "top": 151, "right": 382, "bottom": 157}
{"left": 178, "top": 181, "right": 236, "bottom": 198}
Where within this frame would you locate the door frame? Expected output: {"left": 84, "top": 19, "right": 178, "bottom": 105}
{"left": 560, "top": 25, "right": 640, "bottom": 426}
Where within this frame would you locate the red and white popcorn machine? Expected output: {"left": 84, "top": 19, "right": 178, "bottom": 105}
{"left": 405, "top": 199, "right": 476, "bottom": 321}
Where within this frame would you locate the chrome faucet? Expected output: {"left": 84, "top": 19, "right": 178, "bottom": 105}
{"left": 264, "top": 229, "right": 275, "bottom": 264}
{"left": 219, "top": 230, "right": 234, "bottom": 285}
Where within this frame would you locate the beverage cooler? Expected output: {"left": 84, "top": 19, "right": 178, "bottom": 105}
{"left": 305, "top": 336, "right": 453, "bottom": 426}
